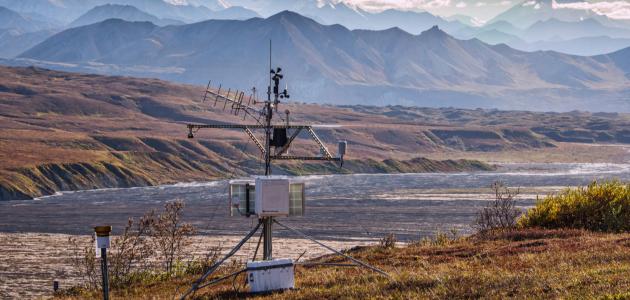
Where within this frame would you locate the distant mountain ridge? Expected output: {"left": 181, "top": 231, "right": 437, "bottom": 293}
{"left": 0, "top": 6, "right": 60, "bottom": 58}
{"left": 0, "top": 6, "right": 55, "bottom": 32}
{"left": 0, "top": 0, "right": 258, "bottom": 24}
{"left": 14, "top": 11, "right": 630, "bottom": 112}
{"left": 0, "top": 0, "right": 97, "bottom": 23}
{"left": 2, "top": 0, "right": 630, "bottom": 56}
{"left": 489, "top": 0, "right": 630, "bottom": 29}
{"left": 522, "top": 18, "right": 630, "bottom": 41}
{"left": 456, "top": 17, "right": 630, "bottom": 56}
{"left": 70, "top": 4, "right": 183, "bottom": 27}
{"left": 0, "top": 0, "right": 259, "bottom": 58}
{"left": 228, "top": 0, "right": 468, "bottom": 34}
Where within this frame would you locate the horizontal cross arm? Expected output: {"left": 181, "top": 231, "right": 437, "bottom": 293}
{"left": 270, "top": 155, "right": 341, "bottom": 161}
{"left": 187, "top": 124, "right": 313, "bottom": 129}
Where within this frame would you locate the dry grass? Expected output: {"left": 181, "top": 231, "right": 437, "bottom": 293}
{"left": 57, "top": 229, "right": 630, "bottom": 299}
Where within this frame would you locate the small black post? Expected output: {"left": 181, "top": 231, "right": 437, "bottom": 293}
{"left": 100, "top": 248, "right": 109, "bottom": 300}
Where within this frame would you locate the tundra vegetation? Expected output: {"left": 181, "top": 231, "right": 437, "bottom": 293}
{"left": 519, "top": 180, "right": 630, "bottom": 232}
{"left": 58, "top": 181, "right": 630, "bottom": 299}
{"left": 4, "top": 66, "right": 630, "bottom": 201}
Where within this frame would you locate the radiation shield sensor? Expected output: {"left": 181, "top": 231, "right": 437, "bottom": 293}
{"left": 229, "top": 176, "right": 305, "bottom": 218}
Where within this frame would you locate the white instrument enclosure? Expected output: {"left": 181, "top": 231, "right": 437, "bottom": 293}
{"left": 229, "top": 177, "right": 305, "bottom": 218}
{"left": 247, "top": 258, "right": 294, "bottom": 293}
{"left": 255, "top": 177, "right": 289, "bottom": 217}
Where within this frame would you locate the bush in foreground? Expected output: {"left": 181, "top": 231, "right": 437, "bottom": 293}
{"left": 66, "top": 200, "right": 208, "bottom": 294}
{"left": 475, "top": 181, "right": 521, "bottom": 232}
{"left": 519, "top": 181, "right": 630, "bottom": 232}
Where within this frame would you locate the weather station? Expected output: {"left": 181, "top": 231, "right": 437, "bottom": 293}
{"left": 180, "top": 41, "right": 387, "bottom": 299}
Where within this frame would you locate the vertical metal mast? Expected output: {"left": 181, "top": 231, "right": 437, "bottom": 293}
{"left": 263, "top": 39, "right": 273, "bottom": 260}
{"left": 186, "top": 39, "right": 344, "bottom": 262}
{"left": 265, "top": 39, "right": 272, "bottom": 177}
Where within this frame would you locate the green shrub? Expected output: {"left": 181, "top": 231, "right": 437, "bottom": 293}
{"left": 518, "top": 181, "right": 630, "bottom": 232}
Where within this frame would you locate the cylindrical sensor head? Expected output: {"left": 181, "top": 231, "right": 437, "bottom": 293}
{"left": 94, "top": 226, "right": 112, "bottom": 249}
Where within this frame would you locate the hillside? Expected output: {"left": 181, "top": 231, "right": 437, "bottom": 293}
{"left": 15, "top": 11, "right": 630, "bottom": 112}
{"left": 2, "top": 66, "right": 630, "bottom": 200}
{"left": 0, "top": 66, "right": 499, "bottom": 201}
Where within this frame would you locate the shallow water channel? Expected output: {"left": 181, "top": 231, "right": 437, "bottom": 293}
{"left": 2, "top": 163, "right": 629, "bottom": 241}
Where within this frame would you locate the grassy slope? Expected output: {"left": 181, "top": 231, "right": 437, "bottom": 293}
{"left": 0, "top": 67, "right": 497, "bottom": 200}
{"left": 2, "top": 66, "right": 630, "bottom": 200}
{"left": 60, "top": 229, "right": 630, "bottom": 299}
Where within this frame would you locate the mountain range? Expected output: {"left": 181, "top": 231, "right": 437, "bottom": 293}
{"left": 0, "top": 0, "right": 256, "bottom": 24}
{"left": 488, "top": 0, "right": 630, "bottom": 29}
{"left": 14, "top": 11, "right": 630, "bottom": 112}
{"left": 227, "top": 0, "right": 468, "bottom": 34}
{"left": 3, "top": 0, "right": 630, "bottom": 56}
{"left": 69, "top": 4, "right": 260, "bottom": 28}
{"left": 456, "top": 18, "right": 630, "bottom": 56}
{"left": 0, "top": 0, "right": 259, "bottom": 58}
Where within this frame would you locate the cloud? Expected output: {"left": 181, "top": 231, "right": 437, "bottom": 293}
{"left": 341, "top": 0, "right": 519, "bottom": 12}
{"left": 424, "top": 0, "right": 453, "bottom": 8}
{"left": 342, "top": 0, "right": 453, "bottom": 11}
{"left": 522, "top": 0, "right": 536, "bottom": 7}
{"left": 163, "top": 0, "right": 188, "bottom": 4}
{"left": 552, "top": 0, "right": 630, "bottom": 20}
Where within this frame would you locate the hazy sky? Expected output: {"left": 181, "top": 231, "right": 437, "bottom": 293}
{"left": 165, "top": 0, "right": 630, "bottom": 23}
{"left": 345, "top": 0, "right": 515, "bottom": 20}
{"left": 341, "top": 0, "right": 630, "bottom": 22}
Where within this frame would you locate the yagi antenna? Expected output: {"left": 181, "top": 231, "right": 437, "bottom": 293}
{"left": 188, "top": 40, "right": 344, "bottom": 167}
{"left": 197, "top": 82, "right": 264, "bottom": 125}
